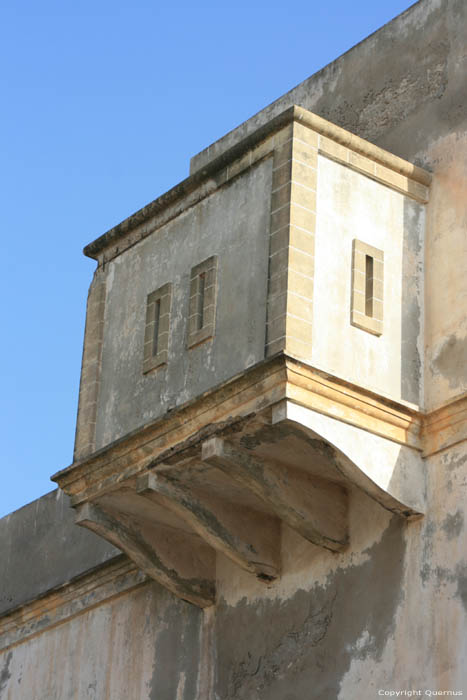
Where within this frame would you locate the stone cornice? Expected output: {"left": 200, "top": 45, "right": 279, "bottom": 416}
{"left": 52, "top": 355, "right": 424, "bottom": 506}
{"left": 52, "top": 355, "right": 288, "bottom": 503}
{"left": 284, "top": 360, "right": 421, "bottom": 450}
{"left": 52, "top": 354, "right": 467, "bottom": 511}
{"left": 83, "top": 105, "right": 431, "bottom": 264}
{"left": 422, "top": 391, "right": 467, "bottom": 457}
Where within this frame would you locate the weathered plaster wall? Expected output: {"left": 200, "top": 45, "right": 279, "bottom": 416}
{"left": 0, "top": 580, "right": 203, "bottom": 700}
{"left": 313, "top": 155, "right": 424, "bottom": 406}
{"left": 95, "top": 158, "right": 272, "bottom": 448}
{"left": 211, "top": 439, "right": 467, "bottom": 699}
{"left": 418, "top": 445, "right": 467, "bottom": 691}
{"left": 0, "top": 489, "right": 117, "bottom": 616}
{"left": 212, "top": 491, "right": 408, "bottom": 699}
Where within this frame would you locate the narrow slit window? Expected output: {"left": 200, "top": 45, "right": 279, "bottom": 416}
{"left": 152, "top": 299, "right": 161, "bottom": 356}
{"left": 143, "top": 283, "right": 172, "bottom": 373}
{"left": 365, "top": 255, "right": 374, "bottom": 317}
{"left": 351, "top": 240, "right": 383, "bottom": 336}
{"left": 188, "top": 256, "right": 218, "bottom": 348}
{"left": 197, "top": 273, "right": 206, "bottom": 330}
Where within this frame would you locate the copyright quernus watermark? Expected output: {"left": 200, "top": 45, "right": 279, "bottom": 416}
{"left": 378, "top": 692, "right": 463, "bottom": 697}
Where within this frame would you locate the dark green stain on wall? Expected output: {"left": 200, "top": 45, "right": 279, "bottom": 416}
{"left": 214, "top": 516, "right": 406, "bottom": 700}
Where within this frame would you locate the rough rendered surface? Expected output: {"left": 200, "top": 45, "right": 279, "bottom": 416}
{"left": 0, "top": 580, "right": 203, "bottom": 700}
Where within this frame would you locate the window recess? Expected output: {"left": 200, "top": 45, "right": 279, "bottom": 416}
{"left": 188, "top": 256, "right": 218, "bottom": 348}
{"left": 143, "top": 283, "right": 172, "bottom": 373}
{"left": 351, "top": 240, "right": 384, "bottom": 336}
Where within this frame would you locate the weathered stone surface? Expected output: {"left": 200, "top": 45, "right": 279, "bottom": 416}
{"left": 137, "top": 472, "right": 281, "bottom": 580}
{"left": 76, "top": 502, "right": 216, "bottom": 608}
{"left": 202, "top": 437, "right": 349, "bottom": 552}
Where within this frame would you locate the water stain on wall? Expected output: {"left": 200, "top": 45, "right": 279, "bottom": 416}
{"left": 214, "top": 516, "right": 406, "bottom": 700}
{"left": 441, "top": 510, "right": 464, "bottom": 540}
{"left": 0, "top": 651, "right": 12, "bottom": 699}
{"left": 431, "top": 335, "right": 467, "bottom": 389}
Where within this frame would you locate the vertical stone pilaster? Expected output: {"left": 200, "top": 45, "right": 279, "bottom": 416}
{"left": 74, "top": 268, "right": 107, "bottom": 460}
{"left": 266, "top": 121, "right": 318, "bottom": 361}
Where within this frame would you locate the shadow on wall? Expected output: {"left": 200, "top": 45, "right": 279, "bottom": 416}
{"left": 400, "top": 197, "right": 424, "bottom": 405}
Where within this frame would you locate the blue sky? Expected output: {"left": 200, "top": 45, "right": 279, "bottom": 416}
{"left": 0, "top": 0, "right": 416, "bottom": 518}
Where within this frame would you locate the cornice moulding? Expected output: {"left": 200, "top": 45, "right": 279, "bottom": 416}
{"left": 52, "top": 355, "right": 423, "bottom": 506}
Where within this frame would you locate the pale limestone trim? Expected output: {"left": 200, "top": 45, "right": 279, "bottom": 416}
{"left": 266, "top": 121, "right": 317, "bottom": 362}
{"left": 74, "top": 269, "right": 107, "bottom": 460}
{"left": 85, "top": 105, "right": 430, "bottom": 266}
{"left": 190, "top": 106, "right": 432, "bottom": 188}
{"left": 351, "top": 239, "right": 384, "bottom": 337}
{"left": 143, "top": 283, "right": 172, "bottom": 373}
{"left": 187, "top": 256, "right": 218, "bottom": 348}
{"left": 0, "top": 558, "right": 146, "bottom": 652}
{"left": 52, "top": 356, "right": 423, "bottom": 506}
{"left": 284, "top": 361, "right": 420, "bottom": 449}
{"left": 422, "top": 392, "right": 467, "bottom": 456}
{"left": 93, "top": 148, "right": 275, "bottom": 267}
{"left": 318, "top": 136, "right": 429, "bottom": 203}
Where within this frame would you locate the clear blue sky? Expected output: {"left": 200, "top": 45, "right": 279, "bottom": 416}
{"left": 0, "top": 0, "right": 416, "bottom": 518}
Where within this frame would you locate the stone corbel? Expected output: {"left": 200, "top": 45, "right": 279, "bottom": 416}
{"left": 75, "top": 502, "right": 215, "bottom": 608}
{"left": 137, "top": 472, "right": 281, "bottom": 581}
{"left": 201, "top": 437, "right": 349, "bottom": 553}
